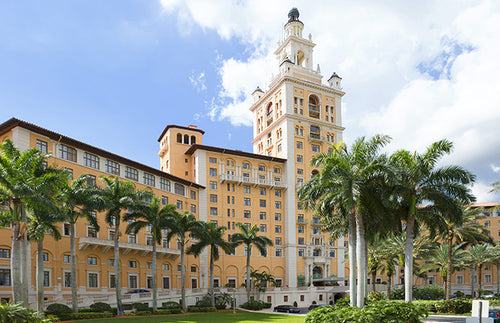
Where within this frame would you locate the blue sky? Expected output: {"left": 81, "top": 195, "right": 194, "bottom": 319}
{"left": 1, "top": 1, "right": 500, "bottom": 202}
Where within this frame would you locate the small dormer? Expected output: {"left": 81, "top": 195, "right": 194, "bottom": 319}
{"left": 328, "top": 72, "right": 343, "bottom": 90}
{"left": 280, "top": 57, "right": 294, "bottom": 75}
{"left": 252, "top": 86, "right": 264, "bottom": 103}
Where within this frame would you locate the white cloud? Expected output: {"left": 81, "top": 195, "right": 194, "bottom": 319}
{"left": 188, "top": 72, "right": 207, "bottom": 92}
{"left": 160, "top": 0, "right": 500, "bottom": 202}
{"left": 491, "top": 164, "right": 500, "bottom": 173}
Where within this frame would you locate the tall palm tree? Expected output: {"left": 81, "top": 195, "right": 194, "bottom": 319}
{"left": 492, "top": 242, "right": 500, "bottom": 295}
{"left": 97, "top": 176, "right": 141, "bottom": 316}
{"left": 421, "top": 244, "right": 468, "bottom": 294}
{"left": 435, "top": 205, "right": 491, "bottom": 299}
{"left": 298, "top": 135, "right": 392, "bottom": 308}
{"left": 56, "top": 174, "right": 99, "bottom": 312}
{"left": 231, "top": 223, "right": 273, "bottom": 303}
{"left": 165, "top": 211, "right": 201, "bottom": 312}
{"left": 0, "top": 139, "right": 64, "bottom": 304}
{"left": 389, "top": 139, "right": 476, "bottom": 302}
{"left": 467, "top": 244, "right": 496, "bottom": 297}
{"left": 123, "top": 196, "right": 171, "bottom": 311}
{"left": 188, "top": 222, "right": 233, "bottom": 307}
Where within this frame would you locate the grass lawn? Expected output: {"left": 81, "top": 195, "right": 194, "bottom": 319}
{"left": 74, "top": 310, "right": 305, "bottom": 323}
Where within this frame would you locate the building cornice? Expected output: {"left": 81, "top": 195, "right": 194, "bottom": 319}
{"left": 185, "top": 144, "right": 286, "bottom": 163}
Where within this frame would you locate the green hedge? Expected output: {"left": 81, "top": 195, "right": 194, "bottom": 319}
{"left": 45, "top": 303, "right": 72, "bottom": 316}
{"left": 154, "top": 308, "right": 183, "bottom": 315}
{"left": 187, "top": 306, "right": 216, "bottom": 312}
{"left": 263, "top": 302, "right": 272, "bottom": 309}
{"left": 240, "top": 300, "right": 265, "bottom": 310}
{"left": 56, "top": 312, "right": 113, "bottom": 321}
{"left": 305, "top": 301, "right": 428, "bottom": 323}
{"left": 90, "top": 302, "right": 112, "bottom": 313}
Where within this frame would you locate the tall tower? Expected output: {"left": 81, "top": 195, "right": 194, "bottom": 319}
{"left": 250, "top": 8, "right": 345, "bottom": 288}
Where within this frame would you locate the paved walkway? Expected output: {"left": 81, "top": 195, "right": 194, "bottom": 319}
{"left": 424, "top": 315, "right": 466, "bottom": 323}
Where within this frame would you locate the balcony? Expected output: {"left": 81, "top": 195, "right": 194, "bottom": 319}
{"left": 297, "top": 218, "right": 308, "bottom": 225}
{"left": 79, "top": 237, "right": 180, "bottom": 259}
{"left": 311, "top": 218, "right": 321, "bottom": 225}
{"left": 220, "top": 174, "right": 287, "bottom": 189}
{"left": 308, "top": 133, "right": 325, "bottom": 142}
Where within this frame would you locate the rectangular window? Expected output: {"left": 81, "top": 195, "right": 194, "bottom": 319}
{"left": 84, "top": 152, "right": 99, "bottom": 169}
{"left": 275, "top": 225, "right": 281, "bottom": 233}
{"left": 87, "top": 226, "right": 97, "bottom": 238}
{"left": 244, "top": 198, "right": 251, "bottom": 206}
{"left": 161, "top": 196, "right": 168, "bottom": 205}
{"left": 244, "top": 210, "right": 251, "bottom": 218}
{"left": 297, "top": 155, "right": 303, "bottom": 163}
{"left": 129, "top": 261, "right": 137, "bottom": 268}
{"left": 260, "top": 212, "right": 266, "bottom": 220}
{"left": 210, "top": 194, "right": 218, "bottom": 203}
{"left": 163, "top": 276, "right": 170, "bottom": 289}
{"left": 260, "top": 188, "right": 266, "bottom": 196}
{"left": 86, "top": 175, "right": 96, "bottom": 187}
{"left": 456, "top": 275, "right": 463, "bottom": 284}
{"left": 64, "top": 272, "right": 71, "bottom": 287}
{"left": 258, "top": 165, "right": 265, "bottom": 171}
{"left": 274, "top": 167, "right": 280, "bottom": 174}
{"left": 88, "top": 273, "right": 98, "bottom": 288}
{"left": 209, "top": 168, "right": 217, "bottom": 177}
{"left": 259, "top": 199, "right": 266, "bottom": 207}
{"left": 210, "top": 220, "right": 218, "bottom": 228}
{"left": 88, "top": 257, "right": 97, "bottom": 265}
{"left": 158, "top": 179, "right": 170, "bottom": 192}
{"left": 210, "top": 181, "right": 217, "bottom": 190}
{"left": 176, "top": 200, "right": 183, "bottom": 210}
{"left": 275, "top": 248, "right": 282, "bottom": 257}
{"left": 125, "top": 166, "right": 138, "bottom": 181}
{"left": 105, "top": 160, "right": 120, "bottom": 175}
{"left": 128, "top": 234, "right": 136, "bottom": 244}
{"left": 275, "top": 213, "right": 281, "bottom": 221}
{"left": 260, "top": 224, "right": 267, "bottom": 232}
{"left": 43, "top": 271, "right": 50, "bottom": 287}
{"left": 190, "top": 190, "right": 196, "bottom": 200}
{"left": 129, "top": 275, "right": 138, "bottom": 289}
{"left": 244, "top": 186, "right": 250, "bottom": 194}
{"left": 330, "top": 250, "right": 336, "bottom": 257}
{"left": 36, "top": 139, "right": 48, "bottom": 154}
{"left": 298, "top": 237, "right": 305, "bottom": 245}
{"left": 298, "top": 249, "right": 304, "bottom": 257}
{"left": 209, "top": 157, "right": 217, "bottom": 164}
{"left": 143, "top": 173, "right": 155, "bottom": 186}
{"left": 109, "top": 274, "right": 116, "bottom": 288}
{"left": 63, "top": 254, "right": 70, "bottom": 263}
{"left": 275, "top": 190, "right": 281, "bottom": 197}
{"left": 59, "top": 144, "right": 77, "bottom": 162}
{"left": 312, "top": 144, "right": 320, "bottom": 152}
{"left": 275, "top": 237, "right": 281, "bottom": 245}
{"left": 298, "top": 226, "right": 304, "bottom": 234}
{"left": 109, "top": 259, "right": 115, "bottom": 267}
{"left": 146, "top": 236, "right": 153, "bottom": 246}
{"left": 275, "top": 201, "right": 281, "bottom": 209}
{"left": 297, "top": 202, "right": 303, "bottom": 210}
{"left": 210, "top": 207, "right": 218, "bottom": 215}
{"left": 190, "top": 204, "right": 196, "bottom": 214}
{"left": 296, "top": 141, "right": 303, "bottom": 149}
{"left": 0, "top": 249, "right": 10, "bottom": 258}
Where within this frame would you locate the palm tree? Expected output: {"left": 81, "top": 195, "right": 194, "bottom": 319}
{"left": 0, "top": 139, "right": 64, "bottom": 304}
{"left": 56, "top": 175, "right": 99, "bottom": 312}
{"left": 165, "top": 211, "right": 201, "bottom": 312}
{"left": 231, "top": 223, "right": 273, "bottom": 303}
{"left": 298, "top": 135, "right": 392, "bottom": 307}
{"left": 123, "top": 196, "right": 171, "bottom": 311}
{"left": 435, "top": 205, "right": 491, "bottom": 299}
{"left": 97, "top": 176, "right": 141, "bottom": 316}
{"left": 188, "top": 222, "right": 233, "bottom": 307}
{"left": 389, "top": 139, "right": 476, "bottom": 302}
{"left": 421, "top": 244, "right": 468, "bottom": 294}
{"left": 492, "top": 242, "right": 500, "bottom": 295}
{"left": 26, "top": 203, "right": 63, "bottom": 312}
{"left": 467, "top": 244, "right": 496, "bottom": 297}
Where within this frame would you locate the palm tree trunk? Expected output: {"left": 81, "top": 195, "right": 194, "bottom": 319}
{"left": 405, "top": 214, "right": 415, "bottom": 303}
{"left": 37, "top": 240, "right": 44, "bottom": 313}
{"left": 446, "top": 236, "right": 453, "bottom": 300}
{"left": 471, "top": 265, "right": 475, "bottom": 298}
{"left": 348, "top": 211, "right": 357, "bottom": 307}
{"left": 181, "top": 243, "right": 187, "bottom": 312}
{"left": 372, "top": 272, "right": 376, "bottom": 293}
{"left": 496, "top": 262, "right": 500, "bottom": 295}
{"left": 246, "top": 244, "right": 251, "bottom": 302}
{"left": 478, "top": 264, "right": 483, "bottom": 298}
{"left": 152, "top": 242, "right": 157, "bottom": 311}
{"left": 387, "top": 274, "right": 392, "bottom": 300}
{"left": 210, "top": 247, "right": 215, "bottom": 307}
{"left": 11, "top": 215, "right": 22, "bottom": 304}
{"left": 114, "top": 225, "right": 123, "bottom": 316}
{"left": 21, "top": 203, "right": 29, "bottom": 305}
{"left": 70, "top": 223, "right": 78, "bottom": 313}
{"left": 355, "top": 212, "right": 366, "bottom": 308}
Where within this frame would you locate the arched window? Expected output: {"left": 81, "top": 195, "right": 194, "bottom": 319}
{"left": 176, "top": 133, "right": 182, "bottom": 143}
{"left": 267, "top": 102, "right": 273, "bottom": 114}
{"left": 190, "top": 136, "right": 196, "bottom": 145}
{"left": 297, "top": 50, "right": 305, "bottom": 66}
{"left": 183, "top": 134, "right": 189, "bottom": 144}
{"left": 309, "top": 96, "right": 318, "bottom": 110}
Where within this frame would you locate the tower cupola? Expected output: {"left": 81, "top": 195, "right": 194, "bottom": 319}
{"left": 284, "top": 8, "right": 304, "bottom": 38}
{"left": 327, "top": 72, "right": 343, "bottom": 90}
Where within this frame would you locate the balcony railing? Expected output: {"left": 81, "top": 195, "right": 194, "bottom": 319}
{"left": 309, "top": 105, "right": 320, "bottom": 113}
{"left": 308, "top": 133, "right": 325, "bottom": 142}
{"left": 79, "top": 237, "right": 180, "bottom": 259}
{"left": 297, "top": 218, "right": 308, "bottom": 224}
{"left": 219, "top": 174, "right": 287, "bottom": 189}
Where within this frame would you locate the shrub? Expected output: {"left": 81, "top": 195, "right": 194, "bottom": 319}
{"left": 263, "top": 302, "right": 272, "bottom": 309}
{"left": 111, "top": 307, "right": 117, "bottom": 316}
{"left": 0, "top": 302, "right": 45, "bottom": 323}
{"left": 195, "top": 299, "right": 212, "bottom": 307}
{"left": 46, "top": 314, "right": 60, "bottom": 322}
{"left": 312, "top": 300, "right": 317, "bottom": 305}
{"left": 66, "top": 313, "right": 113, "bottom": 320}
{"left": 305, "top": 301, "right": 428, "bottom": 323}
{"left": 293, "top": 301, "right": 298, "bottom": 307}
{"left": 90, "top": 302, "right": 112, "bottom": 313}
{"left": 132, "top": 303, "right": 151, "bottom": 312}
{"left": 77, "top": 308, "right": 93, "bottom": 313}
{"left": 45, "top": 303, "right": 72, "bottom": 316}
{"left": 414, "top": 285, "right": 444, "bottom": 300}
{"left": 187, "top": 306, "right": 216, "bottom": 312}
{"left": 154, "top": 308, "right": 183, "bottom": 315}
{"left": 240, "top": 300, "right": 264, "bottom": 310}
{"left": 434, "top": 298, "right": 471, "bottom": 314}
{"left": 367, "top": 291, "right": 385, "bottom": 302}
{"left": 335, "top": 296, "right": 350, "bottom": 307}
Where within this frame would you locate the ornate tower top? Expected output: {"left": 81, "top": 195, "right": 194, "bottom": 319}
{"left": 284, "top": 7, "right": 304, "bottom": 38}
{"left": 287, "top": 8, "right": 300, "bottom": 22}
